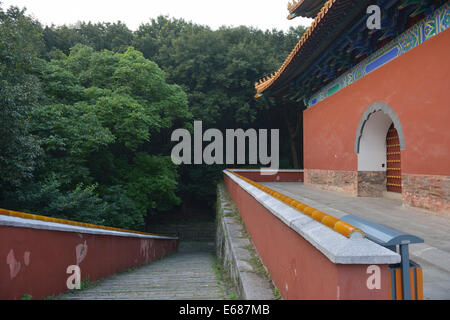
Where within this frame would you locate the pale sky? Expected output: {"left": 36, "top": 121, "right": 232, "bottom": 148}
{"left": 2, "top": 0, "right": 312, "bottom": 31}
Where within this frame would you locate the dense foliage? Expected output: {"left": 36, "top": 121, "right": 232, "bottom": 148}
{"left": 0, "top": 4, "right": 305, "bottom": 230}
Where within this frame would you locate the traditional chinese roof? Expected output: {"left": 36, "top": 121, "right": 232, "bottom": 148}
{"left": 255, "top": 0, "right": 443, "bottom": 101}
{"left": 287, "top": 0, "right": 327, "bottom": 19}
{"left": 255, "top": 0, "right": 360, "bottom": 98}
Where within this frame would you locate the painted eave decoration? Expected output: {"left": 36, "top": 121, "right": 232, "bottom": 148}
{"left": 255, "top": 0, "right": 448, "bottom": 101}
{"left": 307, "top": 2, "right": 449, "bottom": 108}
{"left": 254, "top": 0, "right": 347, "bottom": 98}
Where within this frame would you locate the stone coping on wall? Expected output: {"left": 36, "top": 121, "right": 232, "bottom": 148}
{"left": 0, "top": 215, "right": 178, "bottom": 240}
{"left": 224, "top": 170, "right": 400, "bottom": 265}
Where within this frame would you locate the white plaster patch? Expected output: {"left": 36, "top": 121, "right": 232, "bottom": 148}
{"left": 76, "top": 241, "right": 88, "bottom": 265}
{"left": 6, "top": 249, "right": 21, "bottom": 279}
{"left": 24, "top": 251, "right": 31, "bottom": 267}
{"left": 140, "top": 239, "right": 152, "bottom": 262}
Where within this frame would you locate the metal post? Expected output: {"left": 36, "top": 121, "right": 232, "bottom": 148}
{"left": 400, "top": 243, "right": 411, "bottom": 300}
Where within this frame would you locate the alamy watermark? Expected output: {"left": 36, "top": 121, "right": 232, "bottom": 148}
{"left": 171, "top": 121, "right": 279, "bottom": 174}
{"left": 367, "top": 5, "right": 381, "bottom": 30}
{"left": 366, "top": 265, "right": 381, "bottom": 290}
{"left": 66, "top": 265, "right": 81, "bottom": 290}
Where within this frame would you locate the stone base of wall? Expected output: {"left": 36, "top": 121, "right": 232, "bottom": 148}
{"left": 358, "top": 171, "right": 386, "bottom": 197}
{"left": 402, "top": 174, "right": 450, "bottom": 214}
{"left": 304, "top": 169, "right": 358, "bottom": 196}
{"left": 305, "top": 169, "right": 386, "bottom": 197}
{"left": 305, "top": 169, "right": 449, "bottom": 214}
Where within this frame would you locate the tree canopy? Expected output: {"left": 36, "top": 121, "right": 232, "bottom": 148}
{"left": 0, "top": 3, "right": 305, "bottom": 230}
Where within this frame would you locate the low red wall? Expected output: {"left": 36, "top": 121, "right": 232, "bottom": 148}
{"left": 224, "top": 174, "right": 390, "bottom": 300}
{"left": 0, "top": 226, "right": 177, "bottom": 300}
{"left": 232, "top": 170, "right": 304, "bottom": 183}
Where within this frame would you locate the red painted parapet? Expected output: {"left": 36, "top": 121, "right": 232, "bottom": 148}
{"left": 229, "top": 169, "right": 304, "bottom": 183}
{"left": 227, "top": 170, "right": 362, "bottom": 238}
{"left": 223, "top": 171, "right": 399, "bottom": 300}
{"left": 0, "top": 210, "right": 178, "bottom": 300}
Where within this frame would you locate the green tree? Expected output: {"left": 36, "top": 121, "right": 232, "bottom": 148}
{"left": 2, "top": 4, "right": 307, "bottom": 227}
{"left": 24, "top": 45, "right": 191, "bottom": 229}
{"left": 43, "top": 21, "right": 134, "bottom": 56}
{"left": 134, "top": 18, "right": 306, "bottom": 206}
{"left": 0, "top": 5, "right": 43, "bottom": 197}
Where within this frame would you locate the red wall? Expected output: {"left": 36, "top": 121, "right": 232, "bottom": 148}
{"left": 224, "top": 174, "right": 390, "bottom": 300}
{"left": 233, "top": 170, "right": 304, "bottom": 182}
{"left": 0, "top": 226, "right": 177, "bottom": 300}
{"left": 304, "top": 29, "right": 450, "bottom": 176}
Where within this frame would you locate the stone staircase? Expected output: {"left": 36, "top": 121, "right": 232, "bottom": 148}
{"left": 57, "top": 241, "right": 224, "bottom": 300}
{"left": 147, "top": 221, "right": 216, "bottom": 241}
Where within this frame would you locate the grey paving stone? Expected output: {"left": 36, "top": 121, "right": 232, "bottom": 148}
{"left": 57, "top": 241, "right": 225, "bottom": 300}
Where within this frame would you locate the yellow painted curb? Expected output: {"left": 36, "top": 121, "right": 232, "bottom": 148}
{"left": 0, "top": 208, "right": 172, "bottom": 238}
{"left": 226, "top": 169, "right": 364, "bottom": 239}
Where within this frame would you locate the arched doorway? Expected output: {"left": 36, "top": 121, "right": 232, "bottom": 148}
{"left": 355, "top": 102, "right": 405, "bottom": 197}
{"left": 357, "top": 111, "right": 392, "bottom": 172}
{"left": 386, "top": 124, "right": 402, "bottom": 193}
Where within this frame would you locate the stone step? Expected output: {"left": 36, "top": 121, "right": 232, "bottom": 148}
{"left": 57, "top": 241, "right": 225, "bottom": 300}
{"left": 147, "top": 222, "right": 216, "bottom": 241}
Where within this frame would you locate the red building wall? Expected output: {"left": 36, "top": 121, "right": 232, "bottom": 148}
{"left": 303, "top": 29, "right": 450, "bottom": 212}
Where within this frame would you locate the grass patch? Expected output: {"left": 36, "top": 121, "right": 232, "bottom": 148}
{"left": 217, "top": 183, "right": 249, "bottom": 238}
{"left": 78, "top": 274, "right": 103, "bottom": 291}
{"left": 243, "top": 245, "right": 281, "bottom": 300}
{"left": 211, "top": 254, "right": 240, "bottom": 300}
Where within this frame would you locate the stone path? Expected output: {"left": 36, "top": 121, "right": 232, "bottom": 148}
{"left": 58, "top": 241, "right": 225, "bottom": 300}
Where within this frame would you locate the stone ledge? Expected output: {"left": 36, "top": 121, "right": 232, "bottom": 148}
{"left": 224, "top": 170, "right": 401, "bottom": 265}
{"left": 216, "top": 186, "right": 275, "bottom": 300}
{"left": 0, "top": 215, "right": 177, "bottom": 240}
